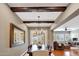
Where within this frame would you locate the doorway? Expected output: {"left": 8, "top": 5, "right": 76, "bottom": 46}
{"left": 29, "top": 28, "right": 49, "bottom": 46}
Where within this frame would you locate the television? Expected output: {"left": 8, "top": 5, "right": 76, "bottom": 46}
{"left": 73, "top": 38, "right": 78, "bottom": 41}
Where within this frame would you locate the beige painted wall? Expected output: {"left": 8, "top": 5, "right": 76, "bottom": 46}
{"left": 0, "top": 4, "right": 28, "bottom": 56}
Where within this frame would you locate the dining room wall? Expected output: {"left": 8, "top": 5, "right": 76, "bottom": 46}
{"left": 0, "top": 4, "right": 28, "bottom": 56}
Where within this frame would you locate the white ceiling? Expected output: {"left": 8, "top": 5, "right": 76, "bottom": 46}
{"left": 15, "top": 12, "right": 62, "bottom": 27}
{"left": 54, "top": 15, "right": 79, "bottom": 31}
{"left": 15, "top": 12, "right": 62, "bottom": 21}
{"left": 8, "top": 3, "right": 69, "bottom": 7}
{"left": 8, "top": 3, "right": 69, "bottom": 27}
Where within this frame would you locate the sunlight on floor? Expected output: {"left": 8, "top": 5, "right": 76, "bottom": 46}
{"left": 64, "top": 51, "right": 70, "bottom": 56}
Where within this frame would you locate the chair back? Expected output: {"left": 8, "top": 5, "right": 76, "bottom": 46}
{"left": 32, "top": 50, "right": 49, "bottom": 56}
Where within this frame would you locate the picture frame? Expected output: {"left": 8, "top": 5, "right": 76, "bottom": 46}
{"left": 10, "top": 23, "right": 25, "bottom": 48}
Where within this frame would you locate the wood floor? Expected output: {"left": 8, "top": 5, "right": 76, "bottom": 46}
{"left": 51, "top": 49, "right": 79, "bottom": 56}
{"left": 24, "top": 49, "right": 79, "bottom": 56}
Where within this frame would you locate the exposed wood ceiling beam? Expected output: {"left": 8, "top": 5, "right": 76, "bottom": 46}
{"left": 23, "top": 21, "right": 55, "bottom": 23}
{"left": 10, "top": 7, "right": 67, "bottom": 12}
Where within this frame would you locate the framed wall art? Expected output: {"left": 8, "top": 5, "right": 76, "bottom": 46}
{"left": 10, "top": 23, "right": 25, "bottom": 47}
